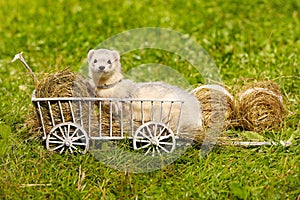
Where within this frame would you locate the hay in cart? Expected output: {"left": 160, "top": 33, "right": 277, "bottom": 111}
{"left": 35, "top": 69, "right": 92, "bottom": 133}
{"left": 34, "top": 69, "right": 123, "bottom": 137}
{"left": 236, "top": 81, "right": 285, "bottom": 132}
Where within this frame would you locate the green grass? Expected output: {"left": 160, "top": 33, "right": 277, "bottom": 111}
{"left": 1, "top": 0, "right": 299, "bottom": 199}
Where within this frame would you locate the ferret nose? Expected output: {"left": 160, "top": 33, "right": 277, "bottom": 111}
{"left": 99, "top": 66, "right": 105, "bottom": 71}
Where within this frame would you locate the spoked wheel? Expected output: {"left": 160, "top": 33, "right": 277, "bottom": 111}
{"left": 46, "top": 122, "right": 89, "bottom": 154}
{"left": 133, "top": 122, "right": 176, "bottom": 156}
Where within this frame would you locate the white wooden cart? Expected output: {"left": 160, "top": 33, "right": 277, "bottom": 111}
{"left": 32, "top": 91, "right": 184, "bottom": 156}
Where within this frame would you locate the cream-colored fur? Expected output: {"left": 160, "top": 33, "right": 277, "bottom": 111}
{"left": 88, "top": 49, "right": 203, "bottom": 135}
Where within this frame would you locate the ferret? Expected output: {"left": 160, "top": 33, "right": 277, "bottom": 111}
{"left": 88, "top": 49, "right": 136, "bottom": 99}
{"left": 87, "top": 49, "right": 203, "bottom": 135}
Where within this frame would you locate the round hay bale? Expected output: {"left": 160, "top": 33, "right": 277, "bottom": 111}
{"left": 191, "top": 84, "right": 236, "bottom": 130}
{"left": 35, "top": 69, "right": 91, "bottom": 133}
{"left": 35, "top": 69, "right": 120, "bottom": 137}
{"left": 236, "top": 81, "right": 285, "bottom": 132}
{"left": 35, "top": 69, "right": 90, "bottom": 98}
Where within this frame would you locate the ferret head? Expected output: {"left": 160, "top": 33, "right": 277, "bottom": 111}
{"left": 88, "top": 49, "right": 121, "bottom": 79}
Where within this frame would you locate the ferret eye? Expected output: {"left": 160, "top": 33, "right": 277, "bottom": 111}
{"left": 93, "top": 59, "right": 97, "bottom": 63}
{"left": 107, "top": 60, "right": 112, "bottom": 64}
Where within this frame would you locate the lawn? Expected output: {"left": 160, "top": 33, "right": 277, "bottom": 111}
{"left": 0, "top": 0, "right": 299, "bottom": 199}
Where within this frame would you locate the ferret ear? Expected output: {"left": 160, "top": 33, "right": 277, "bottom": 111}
{"left": 111, "top": 50, "right": 120, "bottom": 61}
{"left": 88, "top": 50, "right": 94, "bottom": 62}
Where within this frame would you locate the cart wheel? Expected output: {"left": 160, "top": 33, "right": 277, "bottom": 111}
{"left": 46, "top": 122, "right": 89, "bottom": 154}
{"left": 133, "top": 122, "right": 176, "bottom": 156}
